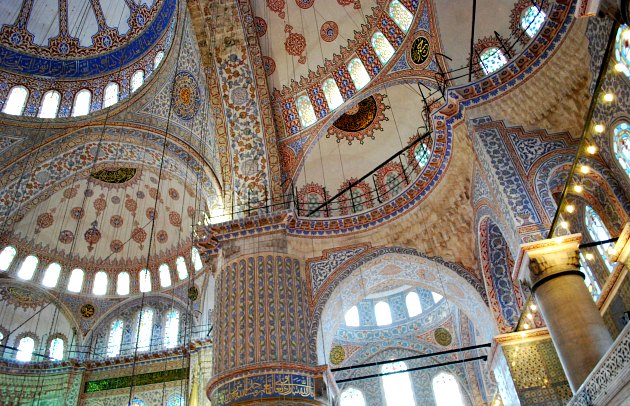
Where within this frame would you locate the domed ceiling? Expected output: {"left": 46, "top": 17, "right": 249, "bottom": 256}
{"left": 0, "top": 0, "right": 176, "bottom": 78}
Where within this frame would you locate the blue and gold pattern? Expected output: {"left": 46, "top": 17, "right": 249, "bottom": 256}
{"left": 172, "top": 71, "right": 201, "bottom": 120}
{"left": 211, "top": 372, "right": 314, "bottom": 405}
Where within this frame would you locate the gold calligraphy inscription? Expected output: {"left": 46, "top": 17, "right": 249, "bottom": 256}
{"left": 411, "top": 36, "right": 430, "bottom": 65}
{"left": 213, "top": 372, "right": 315, "bottom": 404}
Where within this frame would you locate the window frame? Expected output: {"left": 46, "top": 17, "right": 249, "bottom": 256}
{"left": 2, "top": 85, "right": 29, "bottom": 116}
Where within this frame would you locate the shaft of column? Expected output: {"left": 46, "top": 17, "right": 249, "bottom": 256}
{"left": 518, "top": 234, "right": 613, "bottom": 393}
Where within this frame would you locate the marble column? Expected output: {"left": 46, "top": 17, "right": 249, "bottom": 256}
{"left": 206, "top": 214, "right": 327, "bottom": 405}
{"left": 518, "top": 234, "right": 613, "bottom": 392}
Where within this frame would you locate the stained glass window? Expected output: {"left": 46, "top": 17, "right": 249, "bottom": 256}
{"left": 3, "top": 86, "right": 28, "bottom": 116}
{"left": 348, "top": 58, "right": 371, "bottom": 90}
{"left": 67, "top": 268, "right": 84, "bottom": 293}
{"left": 166, "top": 394, "right": 184, "bottom": 406}
{"left": 154, "top": 51, "right": 165, "bottom": 69}
{"left": 614, "top": 25, "right": 630, "bottom": 77}
{"left": 42, "top": 263, "right": 61, "bottom": 288}
{"left": 93, "top": 271, "right": 108, "bottom": 295}
{"left": 117, "top": 272, "right": 130, "bottom": 295}
{"left": 137, "top": 308, "right": 154, "bottom": 352}
{"left": 414, "top": 137, "right": 431, "bottom": 168}
{"left": 344, "top": 306, "right": 360, "bottom": 327}
{"left": 0, "top": 246, "right": 17, "bottom": 271}
{"left": 372, "top": 32, "right": 396, "bottom": 64}
{"left": 16, "top": 336, "right": 35, "bottom": 362}
{"left": 72, "top": 89, "right": 91, "bottom": 117}
{"left": 382, "top": 361, "right": 414, "bottom": 406}
{"left": 375, "top": 301, "right": 392, "bottom": 326}
{"left": 579, "top": 253, "right": 601, "bottom": 300}
{"left": 130, "top": 398, "right": 146, "bottom": 406}
{"left": 406, "top": 292, "right": 422, "bottom": 317}
{"left": 159, "top": 264, "right": 172, "bottom": 288}
{"left": 192, "top": 247, "right": 203, "bottom": 271}
{"left": 103, "top": 82, "right": 119, "bottom": 108}
{"left": 521, "top": 6, "right": 546, "bottom": 37}
{"left": 432, "top": 292, "right": 443, "bottom": 303}
{"left": 585, "top": 206, "right": 614, "bottom": 272}
{"left": 17, "top": 255, "right": 38, "bottom": 280}
{"left": 479, "top": 48, "right": 507, "bottom": 75}
{"left": 131, "top": 70, "right": 144, "bottom": 93}
{"left": 164, "top": 309, "right": 180, "bottom": 349}
{"left": 432, "top": 372, "right": 464, "bottom": 406}
{"left": 389, "top": 0, "right": 414, "bottom": 33}
{"left": 614, "top": 121, "right": 630, "bottom": 177}
{"left": 297, "top": 95, "right": 317, "bottom": 128}
{"left": 139, "top": 269, "right": 152, "bottom": 292}
{"left": 107, "top": 319, "right": 124, "bottom": 357}
{"left": 176, "top": 256, "right": 188, "bottom": 280}
{"left": 39, "top": 90, "right": 61, "bottom": 118}
{"left": 49, "top": 337, "right": 64, "bottom": 361}
{"left": 340, "top": 387, "right": 366, "bottom": 406}
{"left": 322, "top": 78, "right": 344, "bottom": 110}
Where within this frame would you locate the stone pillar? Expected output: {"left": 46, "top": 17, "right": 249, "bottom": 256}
{"left": 206, "top": 214, "right": 326, "bottom": 405}
{"left": 518, "top": 234, "right": 613, "bottom": 392}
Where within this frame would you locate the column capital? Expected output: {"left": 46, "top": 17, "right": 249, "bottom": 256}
{"left": 609, "top": 222, "right": 630, "bottom": 267}
{"left": 516, "top": 234, "right": 583, "bottom": 290}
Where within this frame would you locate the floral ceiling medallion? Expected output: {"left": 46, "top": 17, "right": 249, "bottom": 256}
{"left": 327, "top": 93, "right": 389, "bottom": 144}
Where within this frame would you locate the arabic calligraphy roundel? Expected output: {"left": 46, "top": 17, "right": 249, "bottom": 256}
{"left": 172, "top": 71, "right": 201, "bottom": 120}
{"left": 410, "top": 36, "right": 430, "bottom": 65}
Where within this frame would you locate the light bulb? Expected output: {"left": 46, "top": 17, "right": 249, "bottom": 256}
{"left": 615, "top": 63, "right": 625, "bottom": 72}
{"left": 580, "top": 165, "right": 590, "bottom": 174}
{"left": 530, "top": 304, "right": 537, "bottom": 311}
{"left": 594, "top": 124, "right": 605, "bottom": 133}
{"left": 603, "top": 93, "right": 614, "bottom": 102}
{"left": 585, "top": 253, "right": 594, "bottom": 260}
{"left": 526, "top": 313, "right": 533, "bottom": 320}
{"left": 523, "top": 323, "right": 530, "bottom": 329}
{"left": 560, "top": 221, "right": 569, "bottom": 229}
{"left": 574, "top": 185, "right": 583, "bottom": 193}
{"left": 565, "top": 204, "right": 575, "bottom": 213}
{"left": 586, "top": 145, "right": 598, "bottom": 154}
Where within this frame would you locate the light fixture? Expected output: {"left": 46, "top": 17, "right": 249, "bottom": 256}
{"left": 580, "top": 165, "right": 590, "bottom": 174}
{"left": 586, "top": 145, "right": 598, "bottom": 154}
{"left": 574, "top": 184, "right": 583, "bottom": 193}
{"left": 607, "top": 247, "right": 617, "bottom": 256}
{"left": 523, "top": 322, "right": 530, "bottom": 329}
{"left": 530, "top": 303, "right": 537, "bottom": 311}
{"left": 594, "top": 124, "right": 605, "bottom": 133}
{"left": 615, "top": 63, "right": 625, "bottom": 72}
{"left": 560, "top": 221, "right": 569, "bottom": 229}
{"left": 565, "top": 204, "right": 575, "bottom": 213}
{"left": 603, "top": 93, "right": 614, "bottom": 102}
{"left": 526, "top": 313, "right": 533, "bottom": 320}
{"left": 585, "top": 253, "right": 594, "bottom": 260}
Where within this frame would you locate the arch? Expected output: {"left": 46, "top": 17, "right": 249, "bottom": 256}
{"left": 312, "top": 247, "right": 493, "bottom": 363}
{"left": 42, "top": 262, "right": 62, "bottom": 288}
{"left": 339, "top": 387, "right": 366, "bottom": 406}
{"left": 93, "top": 271, "right": 108, "bottom": 295}
{"left": 0, "top": 246, "right": 17, "bottom": 271}
{"left": 432, "top": 371, "right": 465, "bottom": 406}
{"left": 103, "top": 82, "right": 119, "bottom": 108}
{"left": 16, "top": 335, "right": 36, "bottom": 362}
{"left": 67, "top": 268, "right": 84, "bottom": 292}
{"left": 117, "top": 272, "right": 130, "bottom": 295}
{"left": 389, "top": 0, "right": 413, "bottom": 32}
{"left": 72, "top": 89, "right": 91, "bottom": 117}
{"left": 296, "top": 94, "right": 317, "bottom": 127}
{"left": 344, "top": 305, "right": 360, "bottom": 326}
{"left": 159, "top": 264, "right": 172, "bottom": 287}
{"left": 17, "top": 255, "right": 38, "bottom": 280}
{"left": 347, "top": 58, "right": 371, "bottom": 90}
{"left": 322, "top": 78, "right": 344, "bottom": 110}
{"left": 131, "top": 70, "right": 145, "bottom": 93}
{"left": 521, "top": 6, "right": 546, "bottom": 37}
{"left": 375, "top": 301, "right": 392, "bottom": 326}
{"left": 164, "top": 308, "right": 180, "bottom": 348}
{"left": 39, "top": 90, "right": 61, "bottom": 118}
{"left": 136, "top": 308, "right": 154, "bottom": 351}
{"left": 372, "top": 31, "right": 395, "bottom": 64}
{"left": 382, "top": 361, "right": 414, "bottom": 405}
{"left": 107, "top": 319, "right": 124, "bottom": 357}
{"left": 175, "top": 256, "right": 188, "bottom": 280}
{"left": 2, "top": 85, "right": 29, "bottom": 116}
{"left": 612, "top": 120, "right": 630, "bottom": 178}
{"left": 154, "top": 51, "right": 165, "bottom": 69}
{"left": 479, "top": 47, "right": 507, "bottom": 74}
{"left": 405, "top": 291, "right": 422, "bottom": 317}
{"left": 48, "top": 336, "right": 65, "bottom": 361}
{"left": 139, "top": 269, "right": 152, "bottom": 292}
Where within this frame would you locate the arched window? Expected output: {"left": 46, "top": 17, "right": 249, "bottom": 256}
{"left": 139, "top": 269, "right": 152, "bottom": 292}
{"left": 42, "top": 262, "right": 61, "bottom": 288}
{"left": 613, "top": 121, "right": 630, "bottom": 177}
{"left": 164, "top": 309, "right": 180, "bottom": 348}
{"left": 322, "top": 78, "right": 344, "bottom": 110}
{"left": 339, "top": 387, "right": 366, "bottom": 406}
{"left": 154, "top": 51, "right": 165, "bottom": 69}
{"left": 39, "top": 90, "right": 61, "bottom": 118}
{"left": 0, "top": 246, "right": 17, "bottom": 271}
{"left": 17, "top": 255, "right": 38, "bottom": 280}
{"left": 130, "top": 399, "right": 146, "bottom": 406}
{"left": 389, "top": 0, "right": 414, "bottom": 33}
{"left": 414, "top": 138, "right": 431, "bottom": 167}
{"left": 375, "top": 301, "right": 392, "bottom": 326}
{"left": 103, "top": 82, "right": 119, "bottom": 108}
{"left": 579, "top": 253, "right": 601, "bottom": 300}
{"left": 131, "top": 70, "right": 144, "bottom": 93}
{"left": 382, "top": 361, "right": 415, "bottom": 406}
{"left": 49, "top": 337, "right": 64, "bottom": 361}
{"left": 93, "top": 271, "right": 108, "bottom": 295}
{"left": 432, "top": 292, "right": 443, "bottom": 303}
{"left": 296, "top": 95, "right": 317, "bottom": 128}
{"left": 16, "top": 336, "right": 35, "bottom": 362}
{"left": 107, "top": 319, "right": 123, "bottom": 357}
{"left": 344, "top": 305, "right": 360, "bottom": 327}
{"left": 159, "top": 264, "right": 172, "bottom": 288}
{"left": 372, "top": 32, "right": 396, "bottom": 64}
{"left": 585, "top": 206, "right": 615, "bottom": 272}
{"left": 176, "top": 256, "right": 188, "bottom": 280}
{"left": 432, "top": 372, "right": 464, "bottom": 406}
{"left": 137, "top": 308, "right": 154, "bottom": 352}
{"left": 479, "top": 47, "right": 507, "bottom": 75}
{"left": 406, "top": 291, "right": 422, "bottom": 317}
{"left": 191, "top": 247, "right": 203, "bottom": 271}
{"left": 3, "top": 86, "right": 29, "bottom": 115}
{"left": 614, "top": 25, "right": 630, "bottom": 78}
{"left": 347, "top": 58, "right": 370, "bottom": 91}
{"left": 521, "top": 6, "right": 546, "bottom": 37}
{"left": 67, "top": 268, "right": 84, "bottom": 292}
{"left": 72, "top": 89, "right": 91, "bottom": 117}
{"left": 166, "top": 394, "right": 184, "bottom": 406}
{"left": 117, "top": 272, "right": 130, "bottom": 295}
